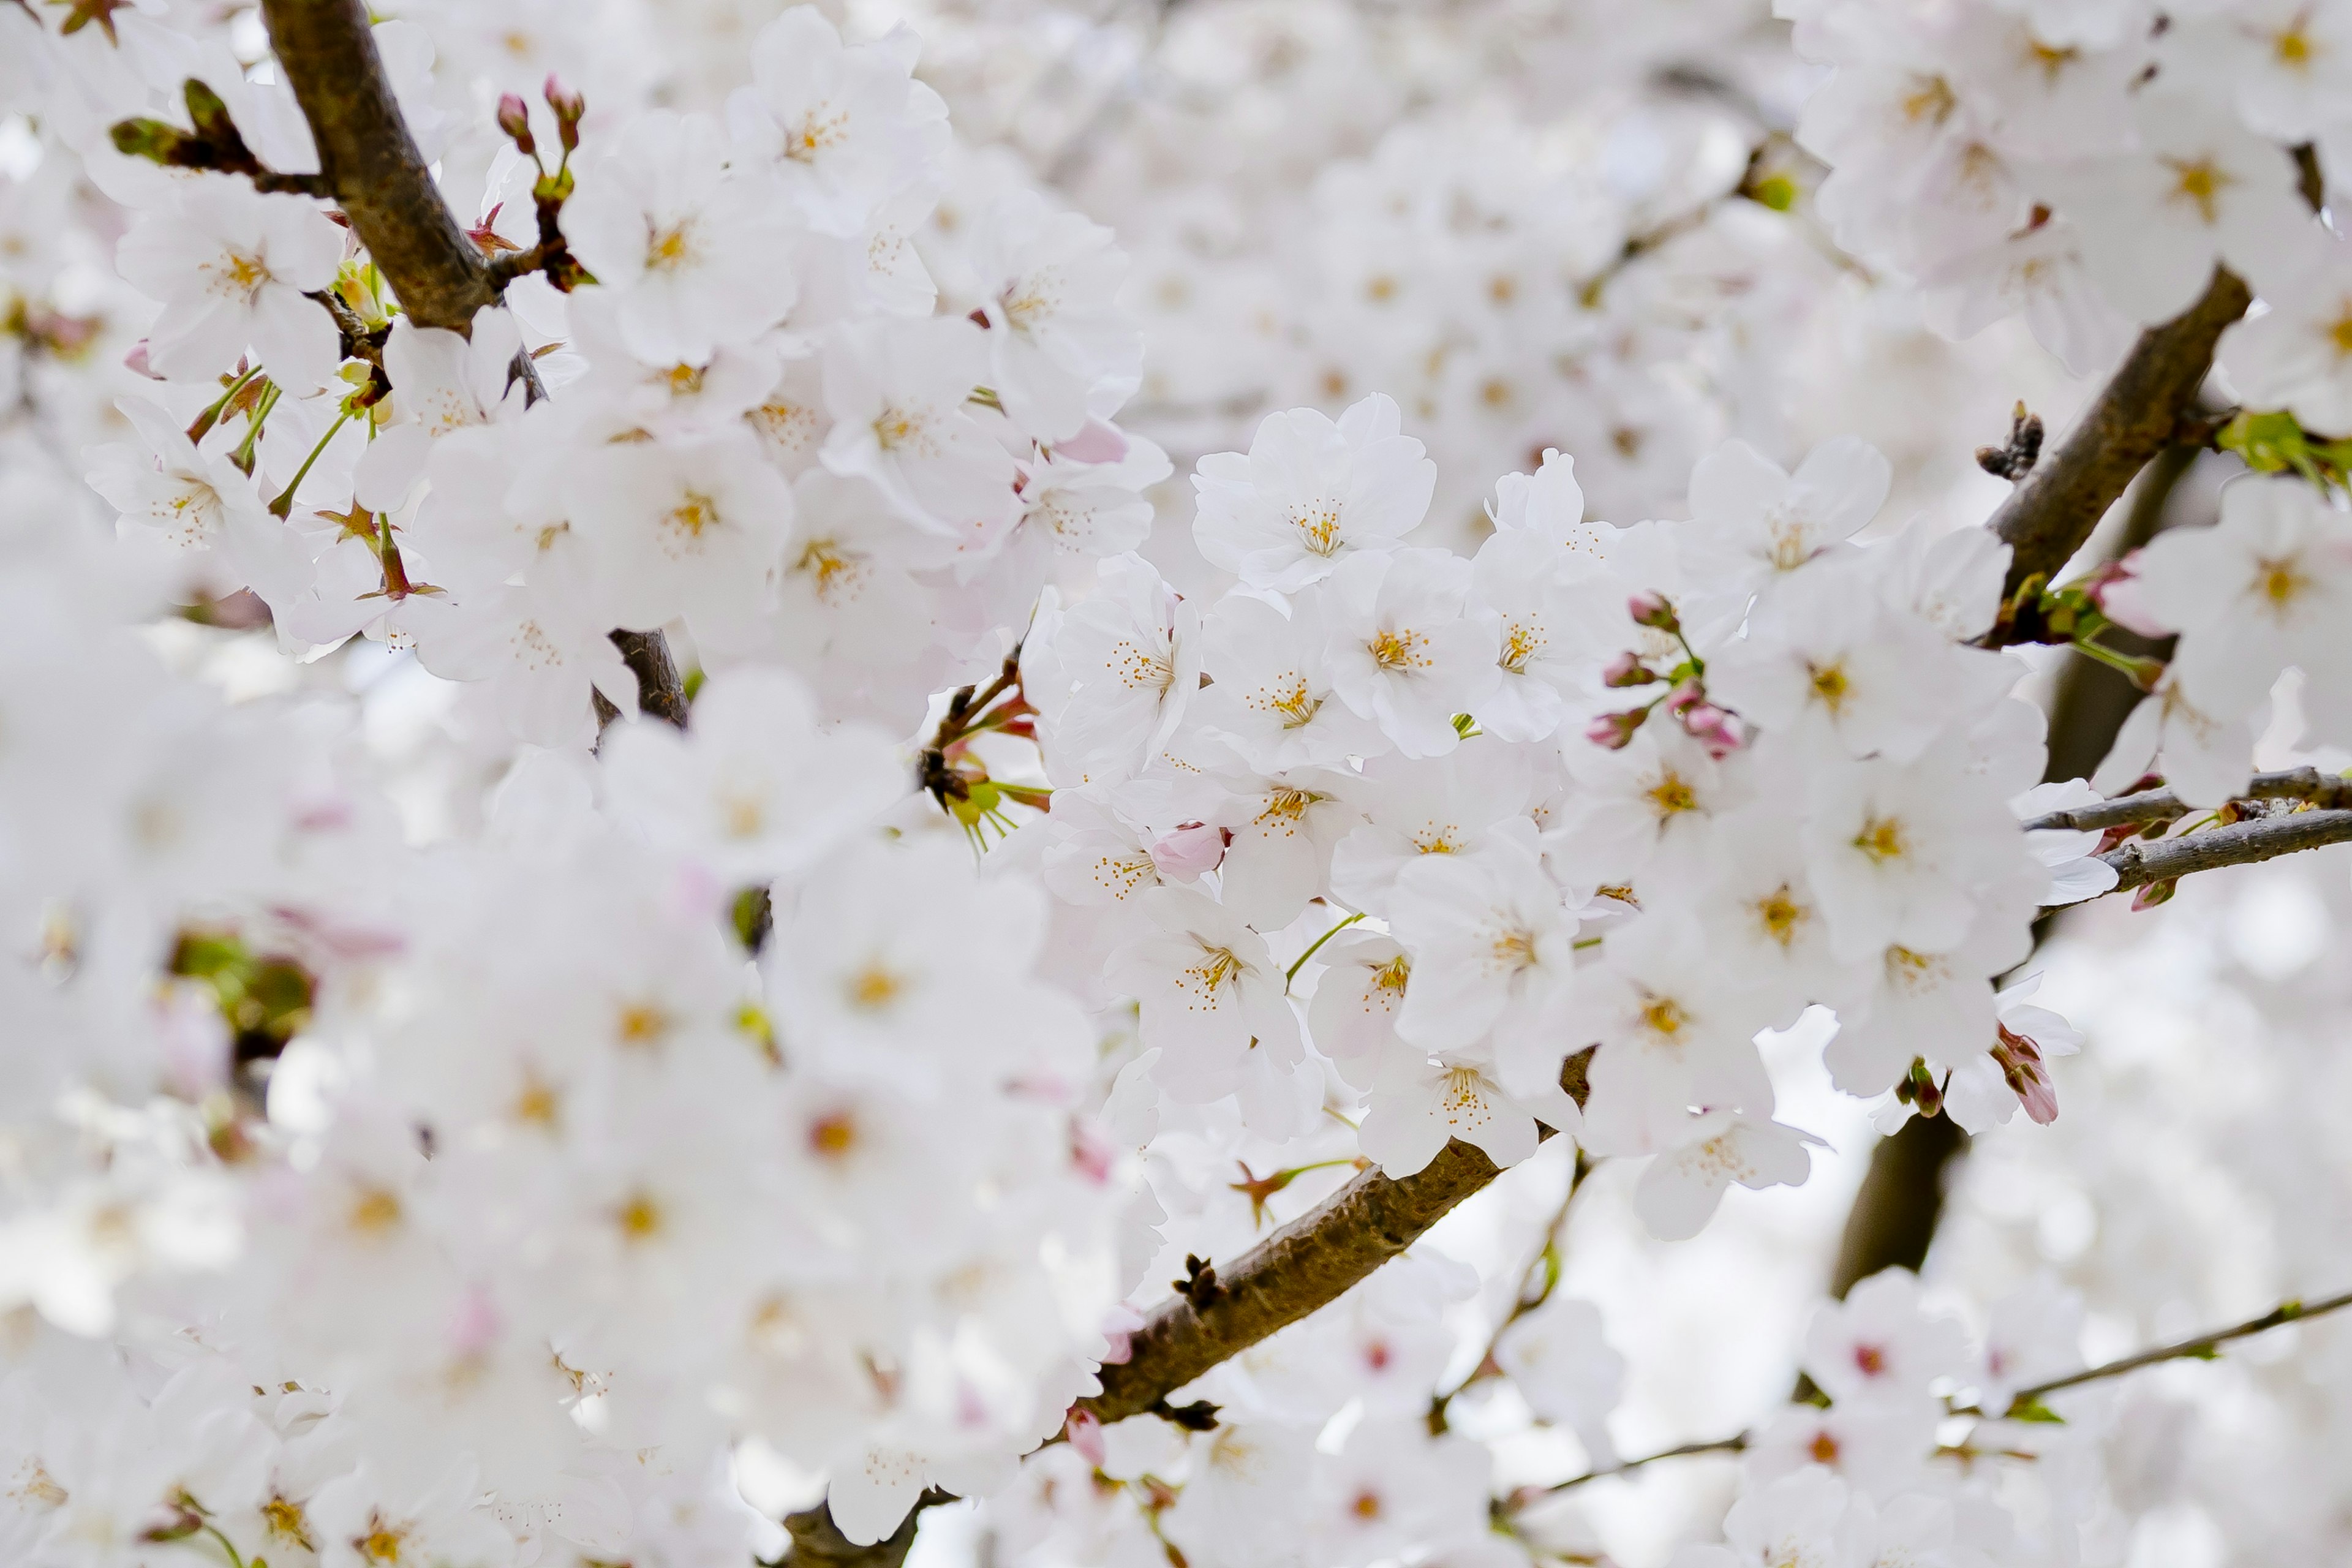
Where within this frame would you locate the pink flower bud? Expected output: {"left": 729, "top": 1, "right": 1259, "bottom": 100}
{"left": 495, "top": 92, "right": 535, "bottom": 153}
{"left": 1585, "top": 706, "right": 1649, "bottom": 749}
{"left": 1678, "top": 701, "right": 1746, "bottom": 758}
{"left": 1601, "top": 650, "right": 1657, "bottom": 688}
{"left": 1056, "top": 418, "right": 1131, "bottom": 465}
{"left": 1992, "top": 1023, "right": 2058, "bottom": 1124}
{"left": 543, "top": 74, "right": 584, "bottom": 151}
{"left": 1065, "top": 1408, "right": 1107, "bottom": 1466}
{"left": 1663, "top": 677, "right": 1705, "bottom": 717}
{"left": 1627, "top": 590, "right": 1680, "bottom": 634}
{"left": 1148, "top": 821, "right": 1229, "bottom": 880}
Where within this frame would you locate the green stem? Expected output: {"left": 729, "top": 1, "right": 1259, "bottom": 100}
{"left": 187, "top": 364, "right": 265, "bottom": 444}
{"left": 1287, "top": 910, "right": 1368, "bottom": 984}
{"left": 268, "top": 410, "right": 352, "bottom": 519}
{"left": 228, "top": 383, "right": 282, "bottom": 475}
{"left": 2067, "top": 633, "right": 2162, "bottom": 688}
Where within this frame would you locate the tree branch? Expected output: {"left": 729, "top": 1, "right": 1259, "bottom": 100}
{"left": 1991, "top": 1284, "right": 2352, "bottom": 1414}
{"left": 2095, "top": 807, "right": 2352, "bottom": 892}
{"left": 1986, "top": 266, "right": 2252, "bottom": 619}
{"left": 1076, "top": 1051, "right": 1591, "bottom": 1427}
{"left": 1526, "top": 1285, "right": 2352, "bottom": 1501}
{"left": 260, "top": 0, "right": 494, "bottom": 333}
{"left": 2024, "top": 766, "right": 2352, "bottom": 834}
{"left": 260, "top": 0, "right": 690, "bottom": 734}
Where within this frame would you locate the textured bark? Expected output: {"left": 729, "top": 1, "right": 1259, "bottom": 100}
{"left": 259, "top": 0, "right": 496, "bottom": 332}
{"left": 2024, "top": 766, "right": 2352, "bottom": 834}
{"left": 1079, "top": 1048, "right": 1593, "bottom": 1426}
{"left": 2097, "top": 809, "right": 2352, "bottom": 891}
{"left": 612, "top": 628, "right": 692, "bottom": 729}
{"left": 1986, "top": 267, "right": 2251, "bottom": 612}
{"left": 261, "top": 0, "right": 692, "bottom": 732}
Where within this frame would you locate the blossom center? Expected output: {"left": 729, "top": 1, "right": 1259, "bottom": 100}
{"left": 1807, "top": 660, "right": 1849, "bottom": 711}
{"left": 1290, "top": 503, "right": 1344, "bottom": 556}
{"left": 348, "top": 1186, "right": 402, "bottom": 1234}
{"left": 1755, "top": 884, "right": 1805, "bottom": 946}
{"left": 1646, "top": 771, "right": 1698, "bottom": 816}
{"left": 356, "top": 1517, "right": 411, "bottom": 1564}
{"left": 2163, "top": 156, "right": 2234, "bottom": 225}
{"left": 1501, "top": 621, "right": 1544, "bottom": 673}
{"left": 646, "top": 220, "right": 699, "bottom": 273}
{"left": 664, "top": 491, "right": 720, "bottom": 540}
{"left": 1368, "top": 628, "right": 1428, "bottom": 671}
{"left": 614, "top": 1190, "right": 664, "bottom": 1242}
{"left": 1852, "top": 815, "right": 1906, "bottom": 862}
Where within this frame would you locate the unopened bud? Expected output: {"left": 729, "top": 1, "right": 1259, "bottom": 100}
{"left": 496, "top": 92, "right": 535, "bottom": 154}
{"left": 1601, "top": 650, "right": 1657, "bottom": 688}
{"left": 1991, "top": 1023, "right": 2057, "bottom": 1124}
{"left": 544, "top": 74, "right": 585, "bottom": 151}
{"left": 1149, "top": 821, "right": 1229, "bottom": 880}
{"left": 1678, "top": 700, "right": 1745, "bottom": 759}
{"left": 1627, "top": 590, "right": 1680, "bottom": 635}
{"left": 1585, "top": 706, "right": 1649, "bottom": 750}
{"left": 1662, "top": 677, "right": 1705, "bottom": 717}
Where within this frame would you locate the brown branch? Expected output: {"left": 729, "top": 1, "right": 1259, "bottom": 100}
{"left": 2024, "top": 766, "right": 2352, "bottom": 834}
{"left": 1524, "top": 1431, "right": 1749, "bottom": 1498}
{"left": 1985, "top": 266, "right": 2251, "bottom": 620}
{"left": 262, "top": 0, "right": 687, "bottom": 736}
{"left": 2096, "top": 808, "right": 2352, "bottom": 892}
{"left": 610, "top": 629, "right": 690, "bottom": 729}
{"left": 1079, "top": 1049, "right": 1593, "bottom": 1427}
{"left": 260, "top": 0, "right": 495, "bottom": 333}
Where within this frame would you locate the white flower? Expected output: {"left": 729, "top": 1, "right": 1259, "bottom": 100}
{"left": 1194, "top": 592, "right": 1389, "bottom": 774}
{"left": 2163, "top": 0, "right": 2352, "bottom": 143}
{"left": 958, "top": 188, "right": 1140, "bottom": 442}
{"left": 1468, "top": 529, "right": 1621, "bottom": 743}
{"left": 1578, "top": 914, "right": 1776, "bottom": 1146}
{"left": 2038, "top": 91, "right": 2314, "bottom": 326}
{"left": 1798, "top": 1268, "right": 1969, "bottom": 1411}
{"left": 1193, "top": 394, "right": 1436, "bottom": 591}
{"left": 1024, "top": 554, "right": 1201, "bottom": 786}
{"left": 1357, "top": 1055, "right": 1562, "bottom": 1178}
{"left": 351, "top": 307, "right": 529, "bottom": 513}
{"left": 1109, "top": 888, "right": 1302, "bottom": 1105}
{"left": 115, "top": 181, "right": 346, "bottom": 390}
{"left": 725, "top": 7, "right": 948, "bottom": 238}
{"left": 560, "top": 110, "right": 797, "bottom": 364}
{"left": 1303, "top": 929, "right": 1414, "bottom": 1090}
{"left": 1632, "top": 1110, "right": 1815, "bottom": 1242}
{"left": 1391, "top": 849, "right": 1579, "bottom": 1099}
{"left": 1319, "top": 548, "right": 1501, "bottom": 758}
{"left": 2220, "top": 245, "right": 2352, "bottom": 435}
{"left": 411, "top": 580, "right": 639, "bottom": 747}
{"left": 84, "top": 397, "right": 312, "bottom": 605}
{"left": 600, "top": 666, "right": 902, "bottom": 884}
{"left": 565, "top": 428, "right": 795, "bottom": 635}
{"left": 1681, "top": 435, "right": 1890, "bottom": 605}
{"left": 1803, "top": 744, "right": 2023, "bottom": 963}
{"left": 820, "top": 317, "right": 1017, "bottom": 537}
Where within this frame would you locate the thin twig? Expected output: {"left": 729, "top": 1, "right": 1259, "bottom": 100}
{"left": 2095, "top": 809, "right": 2352, "bottom": 892}
{"left": 2023, "top": 767, "right": 2352, "bottom": 833}
{"left": 1985, "top": 1284, "right": 2352, "bottom": 1414}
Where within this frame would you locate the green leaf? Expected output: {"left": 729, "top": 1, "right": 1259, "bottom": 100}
{"left": 2006, "top": 1397, "right": 2065, "bottom": 1423}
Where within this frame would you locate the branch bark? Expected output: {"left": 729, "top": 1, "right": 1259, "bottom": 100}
{"left": 1080, "top": 1048, "right": 1594, "bottom": 1426}
{"left": 259, "top": 0, "right": 495, "bottom": 333}
{"left": 2096, "top": 808, "right": 2352, "bottom": 891}
{"left": 2023, "top": 766, "right": 2352, "bottom": 834}
{"left": 1986, "top": 266, "right": 2251, "bottom": 614}
{"left": 260, "top": 0, "right": 690, "bottom": 731}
